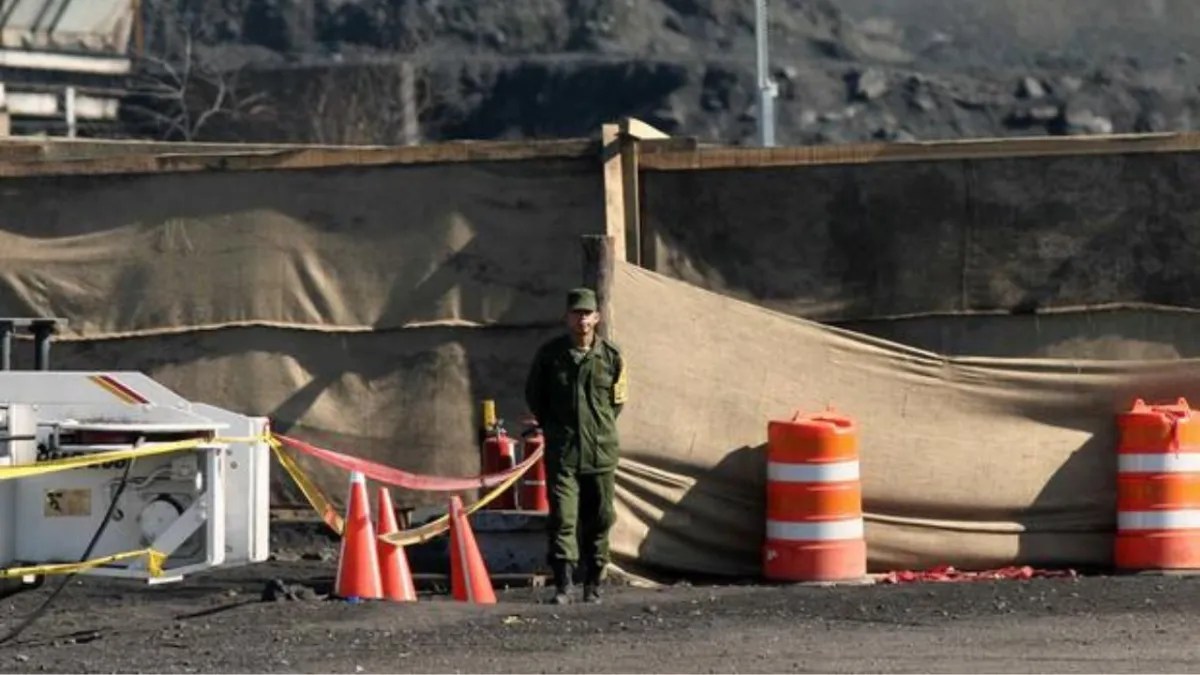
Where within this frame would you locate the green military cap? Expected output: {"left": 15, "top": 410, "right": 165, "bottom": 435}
{"left": 566, "top": 287, "right": 598, "bottom": 312}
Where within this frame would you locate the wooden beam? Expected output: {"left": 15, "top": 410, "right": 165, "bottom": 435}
{"left": 0, "top": 138, "right": 600, "bottom": 178}
{"left": 637, "top": 137, "right": 701, "bottom": 154}
{"left": 638, "top": 131, "right": 1200, "bottom": 171}
{"left": 601, "top": 119, "right": 677, "bottom": 265}
{"left": 581, "top": 235, "right": 615, "bottom": 340}
{"left": 599, "top": 119, "right": 695, "bottom": 268}
{"left": 620, "top": 117, "right": 670, "bottom": 141}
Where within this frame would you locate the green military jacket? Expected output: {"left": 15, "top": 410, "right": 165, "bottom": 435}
{"left": 524, "top": 334, "right": 628, "bottom": 474}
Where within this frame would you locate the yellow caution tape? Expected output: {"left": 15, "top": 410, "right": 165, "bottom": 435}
{"left": 265, "top": 432, "right": 536, "bottom": 547}
{"left": 0, "top": 438, "right": 205, "bottom": 480}
{"left": 0, "top": 427, "right": 537, "bottom": 557}
{"left": 0, "top": 434, "right": 270, "bottom": 481}
{"left": 262, "top": 432, "right": 538, "bottom": 548}
{"left": 378, "top": 454, "right": 533, "bottom": 547}
{"left": 268, "top": 436, "right": 345, "bottom": 535}
{"left": 0, "top": 548, "right": 167, "bottom": 579}
{"left": 0, "top": 435, "right": 276, "bottom": 579}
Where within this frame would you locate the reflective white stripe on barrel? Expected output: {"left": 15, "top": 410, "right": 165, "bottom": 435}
{"left": 767, "top": 460, "right": 859, "bottom": 483}
{"left": 766, "top": 518, "right": 863, "bottom": 541}
{"left": 1118, "top": 510, "right": 1200, "bottom": 531}
{"left": 522, "top": 480, "right": 546, "bottom": 486}
{"left": 1119, "top": 453, "right": 1200, "bottom": 473}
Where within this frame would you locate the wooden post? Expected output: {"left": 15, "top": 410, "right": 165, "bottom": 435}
{"left": 400, "top": 61, "right": 419, "bottom": 146}
{"left": 601, "top": 124, "right": 627, "bottom": 262}
{"left": 0, "top": 83, "right": 8, "bottom": 138}
{"left": 619, "top": 135, "right": 641, "bottom": 265}
{"left": 603, "top": 117, "right": 670, "bottom": 268}
{"left": 132, "top": 0, "right": 145, "bottom": 58}
{"left": 581, "top": 235, "right": 615, "bottom": 340}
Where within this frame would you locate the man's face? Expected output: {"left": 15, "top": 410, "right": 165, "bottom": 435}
{"left": 567, "top": 309, "right": 599, "bottom": 336}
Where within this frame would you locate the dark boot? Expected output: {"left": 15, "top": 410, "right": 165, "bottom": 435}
{"left": 551, "top": 561, "right": 575, "bottom": 605}
{"left": 582, "top": 562, "right": 603, "bottom": 604}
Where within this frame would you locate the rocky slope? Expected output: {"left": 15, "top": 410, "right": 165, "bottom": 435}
{"left": 142, "top": 0, "right": 1200, "bottom": 145}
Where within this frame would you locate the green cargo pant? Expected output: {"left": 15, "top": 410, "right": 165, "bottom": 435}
{"left": 547, "top": 465, "right": 617, "bottom": 573}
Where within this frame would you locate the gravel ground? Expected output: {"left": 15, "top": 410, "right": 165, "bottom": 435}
{"left": 1, "top": 562, "right": 1199, "bottom": 673}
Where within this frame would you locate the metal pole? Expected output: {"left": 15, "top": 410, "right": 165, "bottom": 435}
{"left": 0, "top": 323, "right": 11, "bottom": 371}
{"left": 33, "top": 323, "right": 51, "bottom": 371}
{"left": 64, "top": 86, "right": 77, "bottom": 139}
{"left": 400, "top": 61, "right": 419, "bottom": 147}
{"left": 755, "top": 0, "right": 777, "bottom": 147}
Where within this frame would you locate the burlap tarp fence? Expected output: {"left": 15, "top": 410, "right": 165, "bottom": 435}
{"left": 6, "top": 130, "right": 1200, "bottom": 574}
{"left": 609, "top": 261, "right": 1200, "bottom": 575}
{"left": 635, "top": 133, "right": 1200, "bottom": 323}
{"left": 0, "top": 141, "right": 603, "bottom": 510}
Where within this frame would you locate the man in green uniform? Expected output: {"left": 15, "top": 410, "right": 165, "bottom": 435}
{"left": 524, "top": 287, "right": 627, "bottom": 604}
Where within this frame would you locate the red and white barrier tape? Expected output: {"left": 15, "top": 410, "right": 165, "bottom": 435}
{"left": 273, "top": 433, "right": 542, "bottom": 492}
{"left": 269, "top": 432, "right": 545, "bottom": 544}
{"left": 878, "top": 565, "right": 1077, "bottom": 584}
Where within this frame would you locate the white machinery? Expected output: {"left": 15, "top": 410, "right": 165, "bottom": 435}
{"left": 0, "top": 371, "right": 271, "bottom": 584}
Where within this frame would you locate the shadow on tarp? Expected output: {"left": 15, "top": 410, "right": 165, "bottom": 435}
{"left": 835, "top": 309, "right": 1200, "bottom": 361}
{"left": 1017, "top": 372, "right": 1200, "bottom": 574}
{"left": 616, "top": 404, "right": 1135, "bottom": 583}
{"left": 620, "top": 444, "right": 766, "bottom": 585}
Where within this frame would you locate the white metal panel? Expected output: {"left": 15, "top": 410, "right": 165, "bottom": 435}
{"left": 0, "top": 372, "right": 273, "bottom": 582}
{"left": 0, "top": 372, "right": 195, "bottom": 406}
{"left": 6, "top": 90, "right": 55, "bottom": 116}
{"left": 0, "top": 0, "right": 134, "bottom": 55}
{"left": 14, "top": 443, "right": 216, "bottom": 566}
{"left": 0, "top": 405, "right": 36, "bottom": 567}
{"left": 0, "top": 407, "right": 7, "bottom": 568}
{"left": 73, "top": 93, "right": 117, "bottom": 120}
{"left": 192, "top": 404, "right": 272, "bottom": 566}
{"left": 0, "top": 48, "right": 130, "bottom": 74}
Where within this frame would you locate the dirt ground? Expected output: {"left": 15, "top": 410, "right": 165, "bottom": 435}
{"left": 1, "top": 561, "right": 1199, "bottom": 674}
{"left": 152, "top": 0, "right": 1200, "bottom": 146}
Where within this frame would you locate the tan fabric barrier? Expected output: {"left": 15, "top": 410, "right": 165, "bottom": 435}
{"left": 835, "top": 308, "right": 1200, "bottom": 360}
{"left": 10, "top": 135, "right": 1200, "bottom": 577}
{"left": 0, "top": 156, "right": 601, "bottom": 337}
{"left": 45, "top": 324, "right": 560, "bottom": 509}
{"left": 609, "top": 262, "right": 1200, "bottom": 575}
{"left": 639, "top": 149, "right": 1200, "bottom": 322}
{"left": 0, "top": 147, "right": 603, "bottom": 510}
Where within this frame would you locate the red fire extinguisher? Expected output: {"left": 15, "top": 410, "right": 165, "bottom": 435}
{"left": 519, "top": 426, "right": 549, "bottom": 513}
{"left": 481, "top": 409, "right": 518, "bottom": 510}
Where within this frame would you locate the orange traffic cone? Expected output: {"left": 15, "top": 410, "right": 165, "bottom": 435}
{"left": 334, "top": 471, "right": 383, "bottom": 602}
{"left": 376, "top": 486, "right": 417, "bottom": 602}
{"left": 448, "top": 495, "right": 497, "bottom": 604}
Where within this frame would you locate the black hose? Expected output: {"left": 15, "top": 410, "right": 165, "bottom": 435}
{"left": 0, "top": 436, "right": 36, "bottom": 443}
{"left": 0, "top": 457, "right": 136, "bottom": 646}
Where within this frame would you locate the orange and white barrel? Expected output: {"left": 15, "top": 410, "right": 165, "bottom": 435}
{"left": 763, "top": 411, "right": 867, "bottom": 582}
{"left": 1116, "top": 398, "right": 1200, "bottom": 571}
